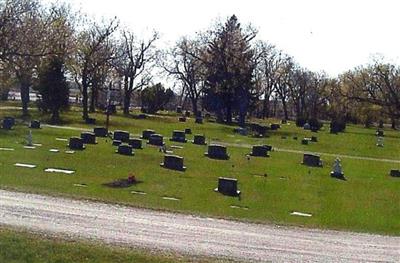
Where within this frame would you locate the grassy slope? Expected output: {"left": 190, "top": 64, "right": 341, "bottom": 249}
{"left": 0, "top": 103, "right": 399, "bottom": 235}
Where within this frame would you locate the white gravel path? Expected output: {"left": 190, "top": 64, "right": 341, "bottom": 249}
{"left": 0, "top": 190, "right": 399, "bottom": 262}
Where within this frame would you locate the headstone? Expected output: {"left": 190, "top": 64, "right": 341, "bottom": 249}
{"left": 195, "top": 117, "right": 203, "bottom": 124}
{"left": 141, "top": 129, "right": 155, "bottom": 140}
{"left": 205, "top": 144, "right": 229, "bottom": 160}
{"left": 234, "top": 127, "right": 248, "bottom": 136}
{"left": 281, "top": 119, "right": 287, "bottom": 124}
{"left": 94, "top": 127, "right": 108, "bottom": 137}
{"left": 179, "top": 117, "right": 186, "bottom": 122}
{"left": 302, "top": 138, "right": 309, "bottom": 145}
{"left": 107, "top": 105, "right": 117, "bottom": 114}
{"left": 85, "top": 117, "right": 96, "bottom": 125}
{"left": 293, "top": 136, "right": 298, "bottom": 140}
{"left": 184, "top": 128, "right": 192, "bottom": 134}
{"left": 311, "top": 136, "right": 318, "bottom": 142}
{"left": 303, "top": 123, "right": 311, "bottom": 130}
{"left": 26, "top": 130, "right": 33, "bottom": 146}
{"left": 68, "top": 137, "right": 85, "bottom": 150}
{"left": 390, "top": 169, "right": 400, "bottom": 177}
{"left": 176, "top": 106, "right": 182, "bottom": 114}
{"left": 81, "top": 132, "right": 97, "bottom": 144}
{"left": 270, "top": 123, "right": 280, "bottom": 130}
{"left": 137, "top": 114, "right": 147, "bottom": 119}
{"left": 377, "top": 136, "right": 384, "bottom": 147}
{"left": 113, "top": 130, "right": 130, "bottom": 142}
{"left": 215, "top": 177, "right": 240, "bottom": 196}
{"left": 170, "top": 130, "right": 187, "bottom": 143}
{"left": 112, "top": 140, "right": 122, "bottom": 146}
{"left": 30, "top": 120, "right": 41, "bottom": 129}
{"left": 330, "top": 158, "right": 345, "bottom": 180}
{"left": 193, "top": 134, "right": 206, "bottom": 145}
{"left": 128, "top": 138, "right": 142, "bottom": 149}
{"left": 185, "top": 110, "right": 191, "bottom": 117}
{"left": 4, "top": 116, "right": 15, "bottom": 126}
{"left": 2, "top": 117, "right": 14, "bottom": 129}
{"left": 250, "top": 145, "right": 270, "bottom": 157}
{"left": 117, "top": 144, "right": 133, "bottom": 156}
{"left": 148, "top": 134, "right": 164, "bottom": 146}
{"left": 302, "top": 153, "right": 323, "bottom": 167}
{"left": 376, "top": 130, "right": 384, "bottom": 137}
{"left": 160, "top": 154, "right": 186, "bottom": 171}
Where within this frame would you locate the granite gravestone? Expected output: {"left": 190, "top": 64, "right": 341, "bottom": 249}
{"left": 141, "top": 129, "right": 155, "bottom": 140}
{"left": 30, "top": 120, "right": 41, "bottom": 129}
{"left": 68, "top": 137, "right": 85, "bottom": 150}
{"left": 85, "top": 117, "right": 96, "bottom": 125}
{"left": 117, "top": 144, "right": 134, "bottom": 156}
{"left": 376, "top": 130, "right": 384, "bottom": 137}
{"left": 94, "top": 127, "right": 108, "bottom": 137}
{"left": 128, "top": 138, "right": 143, "bottom": 149}
{"left": 302, "top": 138, "right": 310, "bottom": 145}
{"left": 176, "top": 106, "right": 182, "bottom": 114}
{"left": 170, "top": 130, "right": 187, "bottom": 143}
{"left": 311, "top": 136, "right": 318, "bottom": 142}
{"left": 113, "top": 130, "right": 130, "bottom": 142}
{"left": 193, "top": 134, "right": 206, "bottom": 145}
{"left": 250, "top": 145, "right": 270, "bottom": 157}
{"left": 185, "top": 128, "right": 192, "bottom": 134}
{"left": 205, "top": 144, "right": 229, "bottom": 160}
{"left": 270, "top": 123, "right": 280, "bottom": 130}
{"left": 160, "top": 155, "right": 186, "bottom": 171}
{"left": 2, "top": 117, "right": 14, "bottom": 129}
{"left": 112, "top": 140, "right": 122, "bottom": 146}
{"left": 185, "top": 110, "right": 191, "bottom": 117}
{"left": 303, "top": 123, "right": 311, "bottom": 130}
{"left": 302, "top": 153, "right": 323, "bottom": 167}
{"left": 195, "top": 117, "right": 203, "bottom": 124}
{"left": 215, "top": 177, "right": 240, "bottom": 196}
{"left": 179, "top": 117, "right": 186, "bottom": 122}
{"left": 390, "top": 169, "right": 400, "bottom": 177}
{"left": 148, "top": 134, "right": 164, "bottom": 146}
{"left": 81, "top": 132, "right": 97, "bottom": 144}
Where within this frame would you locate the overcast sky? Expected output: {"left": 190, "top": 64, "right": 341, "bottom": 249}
{"left": 55, "top": 0, "right": 400, "bottom": 77}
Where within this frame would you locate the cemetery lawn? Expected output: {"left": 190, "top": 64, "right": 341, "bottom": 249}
{"left": 0, "top": 227, "right": 196, "bottom": 263}
{"left": 1, "top": 104, "right": 400, "bottom": 235}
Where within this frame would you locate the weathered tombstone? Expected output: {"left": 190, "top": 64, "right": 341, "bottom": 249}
{"left": 185, "top": 128, "right": 192, "bottom": 134}
{"left": 128, "top": 138, "right": 142, "bottom": 149}
{"left": 117, "top": 144, "right": 133, "bottom": 156}
{"left": 85, "top": 117, "right": 96, "bottom": 125}
{"left": 2, "top": 117, "right": 14, "bottom": 129}
{"left": 112, "top": 140, "right": 122, "bottom": 146}
{"left": 94, "top": 127, "right": 108, "bottom": 137}
{"left": 205, "top": 144, "right": 229, "bottom": 160}
{"left": 250, "top": 145, "right": 270, "bottom": 157}
{"left": 303, "top": 123, "right": 311, "bottom": 130}
{"left": 81, "top": 132, "right": 97, "bottom": 144}
{"left": 302, "top": 153, "right": 323, "bottom": 167}
{"left": 113, "top": 130, "right": 130, "bottom": 142}
{"left": 26, "top": 130, "right": 33, "bottom": 146}
{"left": 30, "top": 120, "right": 41, "bottom": 129}
{"left": 330, "top": 158, "right": 345, "bottom": 180}
{"left": 68, "top": 137, "right": 85, "bottom": 150}
{"left": 376, "top": 130, "right": 384, "bottom": 137}
{"left": 170, "top": 130, "right": 187, "bottom": 143}
{"left": 148, "top": 134, "right": 164, "bottom": 146}
{"left": 193, "top": 134, "right": 206, "bottom": 145}
{"left": 195, "top": 117, "right": 203, "bottom": 124}
{"left": 179, "top": 117, "right": 186, "bottom": 122}
{"left": 160, "top": 155, "right": 186, "bottom": 171}
{"left": 390, "top": 169, "right": 400, "bottom": 177}
{"left": 377, "top": 136, "right": 384, "bottom": 147}
{"left": 270, "top": 123, "right": 280, "bottom": 130}
{"left": 141, "top": 129, "right": 155, "bottom": 140}
{"left": 185, "top": 110, "right": 191, "bottom": 117}
{"left": 311, "top": 136, "right": 318, "bottom": 142}
{"left": 215, "top": 177, "right": 240, "bottom": 196}
{"left": 302, "top": 138, "right": 309, "bottom": 145}
{"left": 176, "top": 106, "right": 182, "bottom": 113}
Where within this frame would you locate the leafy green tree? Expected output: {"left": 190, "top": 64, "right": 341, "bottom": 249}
{"left": 140, "top": 83, "right": 174, "bottom": 114}
{"left": 36, "top": 56, "right": 69, "bottom": 123}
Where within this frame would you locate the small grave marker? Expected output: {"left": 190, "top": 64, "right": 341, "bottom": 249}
{"left": 44, "top": 168, "right": 75, "bottom": 174}
{"left": 14, "top": 163, "right": 36, "bottom": 168}
{"left": 215, "top": 177, "right": 240, "bottom": 197}
{"left": 205, "top": 144, "right": 229, "bottom": 160}
{"left": 160, "top": 155, "right": 186, "bottom": 171}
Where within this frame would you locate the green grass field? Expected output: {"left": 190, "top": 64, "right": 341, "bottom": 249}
{"left": 1, "top": 103, "right": 400, "bottom": 235}
{"left": 0, "top": 228, "right": 201, "bottom": 263}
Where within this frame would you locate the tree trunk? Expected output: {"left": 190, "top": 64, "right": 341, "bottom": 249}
{"left": 82, "top": 82, "right": 89, "bottom": 120}
{"left": 282, "top": 99, "right": 289, "bottom": 120}
{"left": 123, "top": 76, "right": 130, "bottom": 115}
{"left": 191, "top": 99, "right": 198, "bottom": 117}
{"left": 391, "top": 118, "right": 397, "bottom": 129}
{"left": 226, "top": 104, "right": 232, "bottom": 124}
{"left": 51, "top": 109, "right": 60, "bottom": 124}
{"left": 89, "top": 84, "right": 97, "bottom": 113}
{"left": 263, "top": 97, "right": 270, "bottom": 119}
{"left": 20, "top": 82, "right": 30, "bottom": 117}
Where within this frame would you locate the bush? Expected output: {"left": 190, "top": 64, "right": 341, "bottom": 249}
{"left": 330, "top": 119, "right": 346, "bottom": 133}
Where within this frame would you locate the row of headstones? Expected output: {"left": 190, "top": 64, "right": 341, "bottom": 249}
{"left": 1, "top": 117, "right": 42, "bottom": 130}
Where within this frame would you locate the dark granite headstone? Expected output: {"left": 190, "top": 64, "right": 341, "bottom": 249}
{"left": 193, "top": 134, "right": 206, "bottom": 145}
{"left": 112, "top": 140, "right": 122, "bottom": 146}
{"left": 215, "top": 177, "right": 240, "bottom": 196}
{"left": 81, "top": 132, "right": 97, "bottom": 144}
{"left": 85, "top": 117, "right": 96, "bottom": 125}
{"left": 270, "top": 124, "right": 280, "bottom": 130}
{"left": 4, "top": 116, "right": 15, "bottom": 126}
{"left": 128, "top": 138, "right": 142, "bottom": 149}
{"left": 2, "top": 117, "right": 14, "bottom": 129}
{"left": 185, "top": 110, "right": 191, "bottom": 117}
{"left": 30, "top": 120, "right": 41, "bottom": 129}
{"left": 160, "top": 155, "right": 186, "bottom": 171}
{"left": 170, "top": 130, "right": 187, "bottom": 143}
{"left": 113, "top": 130, "right": 130, "bottom": 142}
{"left": 94, "top": 127, "right": 108, "bottom": 137}
{"left": 302, "top": 138, "right": 309, "bottom": 145}
{"left": 195, "top": 117, "right": 203, "bottom": 124}
{"left": 69, "top": 137, "right": 85, "bottom": 150}
{"left": 148, "top": 134, "right": 164, "bottom": 146}
{"left": 376, "top": 130, "right": 384, "bottom": 137}
{"left": 390, "top": 169, "right": 400, "bottom": 177}
{"left": 302, "top": 153, "right": 323, "bottom": 167}
{"left": 250, "top": 145, "right": 270, "bottom": 157}
{"left": 185, "top": 128, "right": 192, "bottom": 134}
{"left": 176, "top": 106, "right": 182, "bottom": 114}
{"left": 205, "top": 144, "right": 229, "bottom": 160}
{"left": 179, "top": 117, "right": 186, "bottom": 122}
{"left": 311, "top": 136, "right": 318, "bottom": 142}
{"left": 117, "top": 144, "right": 133, "bottom": 156}
{"left": 141, "top": 129, "right": 155, "bottom": 140}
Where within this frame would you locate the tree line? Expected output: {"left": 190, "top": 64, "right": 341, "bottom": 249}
{"left": 1, "top": 0, "right": 399, "bottom": 128}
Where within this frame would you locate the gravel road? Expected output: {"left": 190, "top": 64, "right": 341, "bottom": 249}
{"left": 0, "top": 190, "right": 399, "bottom": 262}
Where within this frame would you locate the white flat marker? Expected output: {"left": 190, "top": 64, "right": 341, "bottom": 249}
{"left": 0, "top": 148, "right": 14, "bottom": 151}
{"left": 23, "top": 146, "right": 36, "bottom": 149}
{"left": 44, "top": 168, "right": 75, "bottom": 174}
{"left": 56, "top": 138, "right": 68, "bottom": 142}
{"left": 131, "top": 191, "right": 147, "bottom": 195}
{"left": 32, "top": 143, "right": 42, "bottom": 147}
{"left": 49, "top": 149, "right": 60, "bottom": 153}
{"left": 14, "top": 163, "right": 36, "bottom": 168}
{"left": 162, "top": 196, "right": 180, "bottom": 201}
{"left": 65, "top": 150, "right": 75, "bottom": 154}
{"left": 290, "top": 211, "right": 312, "bottom": 217}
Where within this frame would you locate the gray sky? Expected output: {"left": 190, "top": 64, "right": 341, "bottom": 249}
{"left": 58, "top": 0, "right": 400, "bottom": 76}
